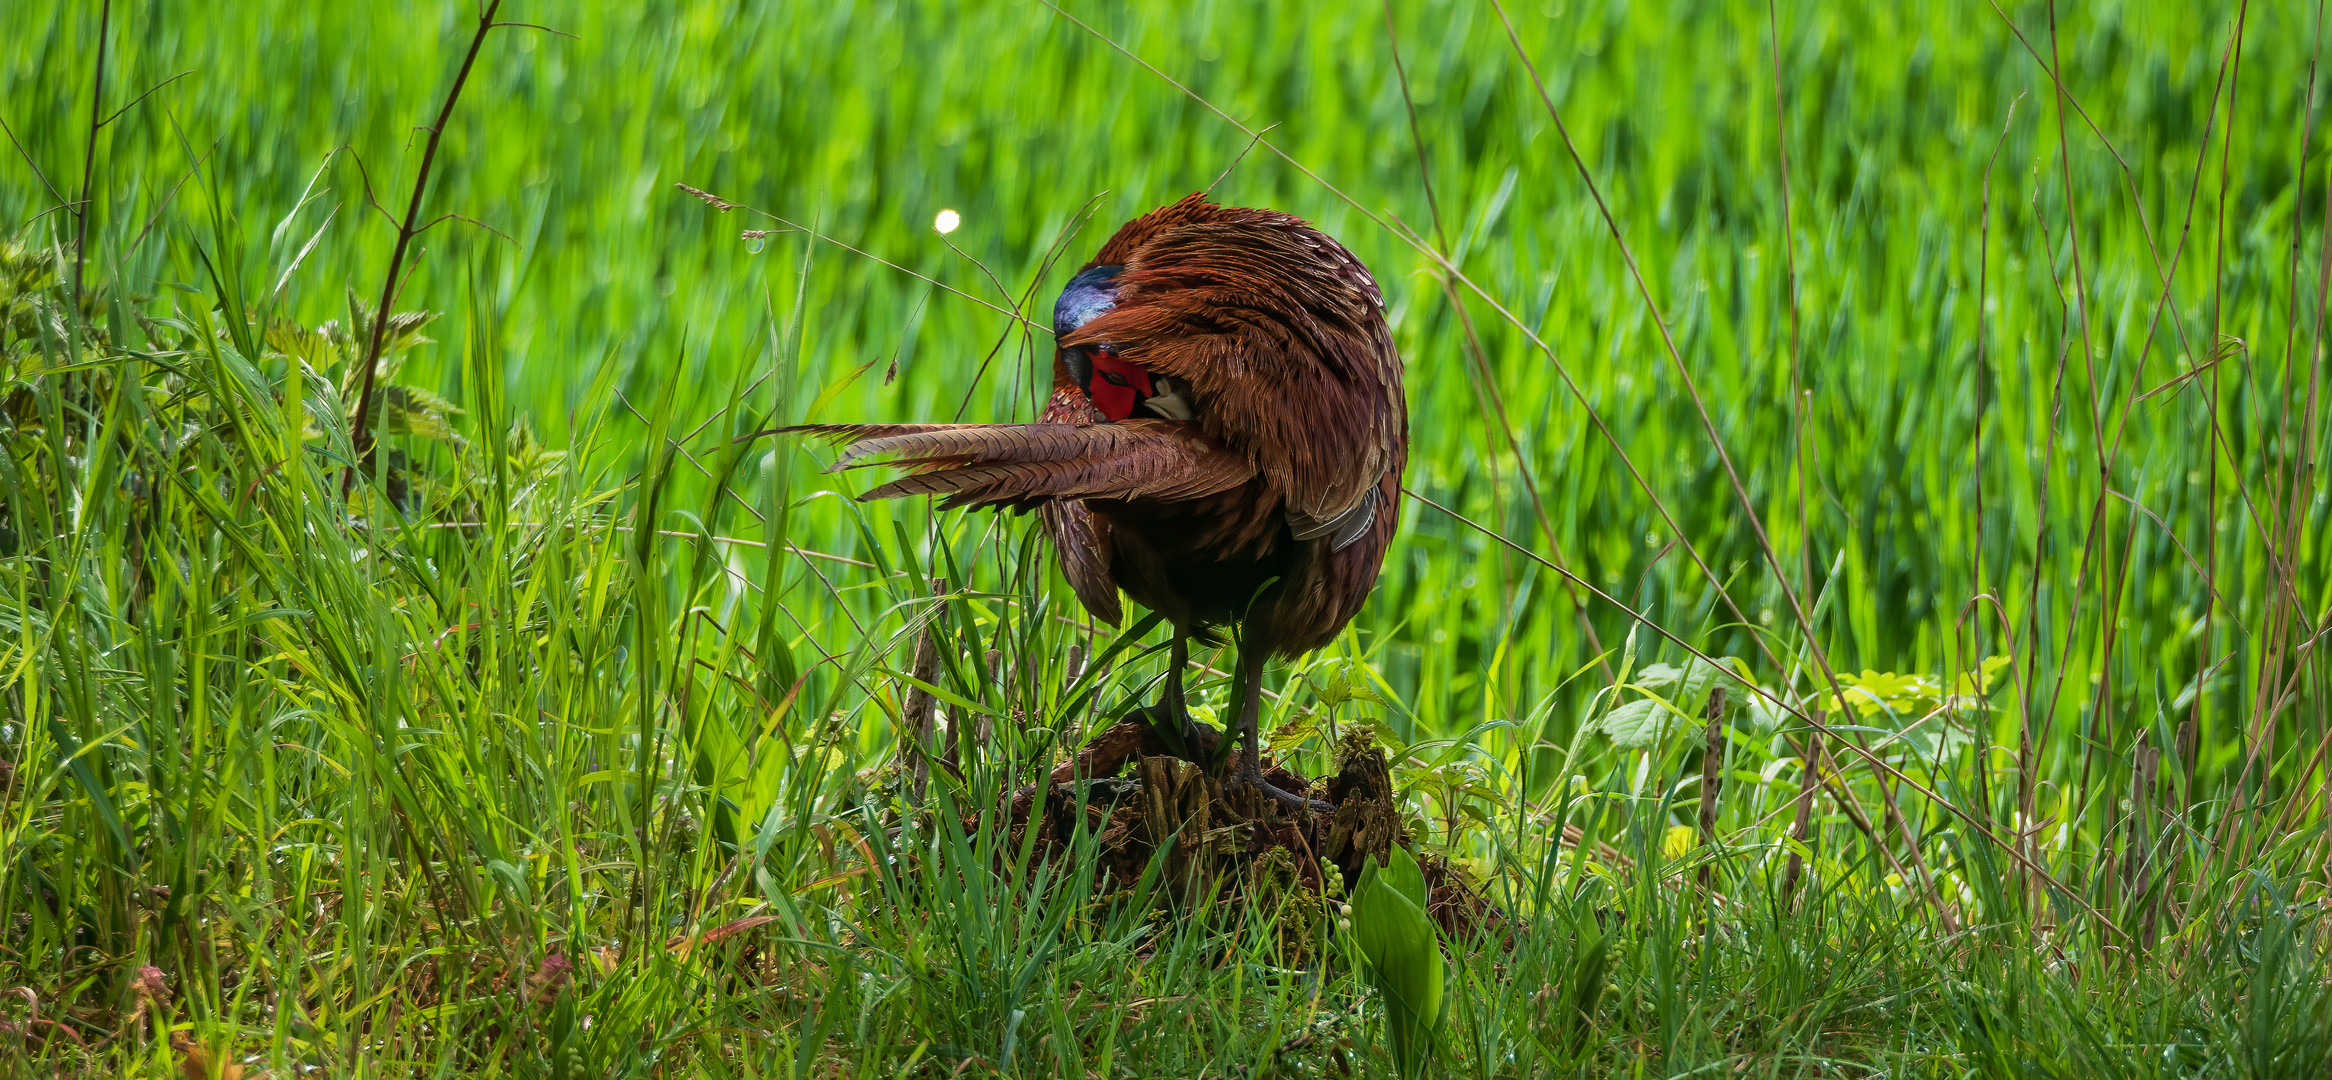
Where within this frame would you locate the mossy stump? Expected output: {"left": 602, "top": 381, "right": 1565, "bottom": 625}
{"left": 1003, "top": 718, "right": 1500, "bottom": 940}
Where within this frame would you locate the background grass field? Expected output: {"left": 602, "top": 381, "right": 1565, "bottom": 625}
{"left": 4, "top": 0, "right": 2329, "bottom": 1076}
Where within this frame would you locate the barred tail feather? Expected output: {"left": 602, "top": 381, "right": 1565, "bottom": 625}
{"left": 784, "top": 423, "right": 1111, "bottom": 471}
{"left": 777, "top": 420, "right": 1253, "bottom": 510}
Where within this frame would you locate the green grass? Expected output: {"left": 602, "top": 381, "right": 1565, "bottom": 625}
{"left": 3, "top": 0, "right": 2329, "bottom": 1075}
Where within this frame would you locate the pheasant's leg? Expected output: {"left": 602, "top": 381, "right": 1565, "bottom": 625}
{"left": 1159, "top": 632, "right": 1195, "bottom": 738}
{"left": 1134, "top": 631, "right": 1214, "bottom": 763}
{"left": 1228, "top": 640, "right": 1333, "bottom": 813}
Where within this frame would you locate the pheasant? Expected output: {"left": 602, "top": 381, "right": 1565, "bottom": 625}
{"left": 783, "top": 194, "right": 1406, "bottom": 810}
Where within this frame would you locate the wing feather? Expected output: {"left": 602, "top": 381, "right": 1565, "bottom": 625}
{"left": 1291, "top": 485, "right": 1381, "bottom": 552}
{"left": 1055, "top": 203, "right": 1405, "bottom": 551}
{"left": 1042, "top": 499, "right": 1121, "bottom": 625}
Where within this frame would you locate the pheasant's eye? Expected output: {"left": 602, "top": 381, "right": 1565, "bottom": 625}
{"left": 1084, "top": 349, "right": 1155, "bottom": 421}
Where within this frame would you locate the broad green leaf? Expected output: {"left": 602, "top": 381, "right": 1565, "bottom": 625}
{"left": 1600, "top": 698, "right": 1675, "bottom": 748}
{"left": 1384, "top": 844, "right": 1430, "bottom": 911}
{"left": 1836, "top": 669, "right": 1941, "bottom": 717}
{"left": 1352, "top": 849, "right": 1445, "bottom": 1080}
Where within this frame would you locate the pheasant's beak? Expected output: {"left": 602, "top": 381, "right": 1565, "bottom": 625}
{"left": 1061, "top": 347, "right": 1093, "bottom": 394}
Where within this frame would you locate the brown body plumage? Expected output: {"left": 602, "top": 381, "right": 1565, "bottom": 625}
{"left": 788, "top": 195, "right": 1407, "bottom": 809}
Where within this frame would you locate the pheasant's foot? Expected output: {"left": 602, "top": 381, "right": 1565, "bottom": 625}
{"left": 1125, "top": 704, "right": 1218, "bottom": 764}
{"left": 1236, "top": 766, "right": 1334, "bottom": 814}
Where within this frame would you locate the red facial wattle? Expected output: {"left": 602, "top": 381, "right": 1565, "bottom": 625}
{"left": 1087, "top": 349, "right": 1156, "bottom": 421}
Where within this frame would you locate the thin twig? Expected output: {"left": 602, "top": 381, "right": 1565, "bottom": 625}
{"left": 97, "top": 69, "right": 195, "bottom": 129}
{"left": 1380, "top": 0, "right": 1611, "bottom": 684}
{"left": 1767, "top": 0, "right": 1811, "bottom": 650}
{"left": 1205, "top": 122, "right": 1280, "bottom": 194}
{"left": 0, "top": 114, "right": 69, "bottom": 210}
{"left": 492, "top": 21, "right": 577, "bottom": 39}
{"left": 415, "top": 211, "right": 515, "bottom": 242}
{"left": 1780, "top": 709, "right": 1825, "bottom": 903}
{"left": 676, "top": 183, "right": 1047, "bottom": 334}
{"left": 2205, "top": 1, "right": 2281, "bottom": 881}
{"left": 1967, "top": 90, "right": 2023, "bottom": 853}
{"left": 129, "top": 139, "right": 212, "bottom": 254}
{"left": 1697, "top": 687, "right": 1727, "bottom": 892}
{"left": 73, "top": 0, "right": 112, "bottom": 310}
{"left": 344, "top": 0, "right": 509, "bottom": 495}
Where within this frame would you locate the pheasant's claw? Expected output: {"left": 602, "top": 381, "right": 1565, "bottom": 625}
{"left": 1238, "top": 766, "right": 1334, "bottom": 814}
{"left": 1128, "top": 703, "right": 1216, "bottom": 764}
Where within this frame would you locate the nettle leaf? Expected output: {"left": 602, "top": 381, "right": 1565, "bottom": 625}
{"left": 1638, "top": 656, "right": 1753, "bottom": 707}
{"left": 1633, "top": 662, "right": 1694, "bottom": 693}
{"left": 381, "top": 310, "right": 439, "bottom": 353}
{"left": 342, "top": 285, "right": 440, "bottom": 356}
{"left": 1600, "top": 698, "right": 1676, "bottom": 748}
{"left": 1307, "top": 656, "right": 1388, "bottom": 708}
{"left": 1348, "top": 714, "right": 1405, "bottom": 753}
{"left": 338, "top": 287, "right": 441, "bottom": 390}
{"left": 265, "top": 319, "right": 340, "bottom": 367}
{"left": 505, "top": 420, "right": 569, "bottom": 478}
{"left": 1602, "top": 656, "right": 1732, "bottom": 748}
{"left": 379, "top": 384, "right": 465, "bottom": 444}
{"left": 1265, "top": 709, "right": 1322, "bottom": 754}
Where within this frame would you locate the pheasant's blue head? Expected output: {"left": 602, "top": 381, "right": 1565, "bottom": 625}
{"left": 1053, "top": 264, "right": 1122, "bottom": 337}
{"left": 1056, "top": 265, "right": 1154, "bottom": 417}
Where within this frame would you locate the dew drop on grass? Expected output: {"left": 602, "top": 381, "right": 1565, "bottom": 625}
{"left": 744, "top": 235, "right": 766, "bottom": 254}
